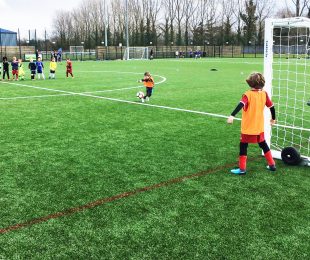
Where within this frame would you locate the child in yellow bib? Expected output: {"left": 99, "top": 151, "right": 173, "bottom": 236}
{"left": 49, "top": 57, "right": 57, "bottom": 79}
{"left": 18, "top": 59, "right": 25, "bottom": 80}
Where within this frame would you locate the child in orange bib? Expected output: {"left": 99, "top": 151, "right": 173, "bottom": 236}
{"left": 138, "top": 72, "right": 154, "bottom": 102}
{"left": 227, "top": 72, "right": 276, "bottom": 175}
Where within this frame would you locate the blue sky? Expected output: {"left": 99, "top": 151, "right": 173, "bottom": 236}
{"left": 0, "top": 0, "right": 82, "bottom": 38}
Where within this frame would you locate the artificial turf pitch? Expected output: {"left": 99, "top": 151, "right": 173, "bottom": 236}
{"left": 0, "top": 58, "right": 309, "bottom": 259}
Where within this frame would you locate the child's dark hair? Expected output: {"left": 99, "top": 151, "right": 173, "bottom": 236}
{"left": 144, "top": 72, "right": 150, "bottom": 76}
{"left": 3, "top": 56, "right": 7, "bottom": 62}
{"left": 246, "top": 72, "right": 265, "bottom": 89}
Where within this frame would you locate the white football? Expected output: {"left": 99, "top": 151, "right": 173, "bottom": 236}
{"left": 136, "top": 91, "right": 144, "bottom": 99}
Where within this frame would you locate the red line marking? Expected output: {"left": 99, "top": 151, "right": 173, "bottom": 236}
{"left": 0, "top": 160, "right": 247, "bottom": 234}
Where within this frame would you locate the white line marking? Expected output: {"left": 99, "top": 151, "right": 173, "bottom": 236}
{"left": 0, "top": 71, "right": 167, "bottom": 100}
{"left": 85, "top": 86, "right": 142, "bottom": 93}
{"left": 0, "top": 86, "right": 145, "bottom": 100}
{"left": 78, "top": 71, "right": 167, "bottom": 85}
{"left": 0, "top": 81, "right": 232, "bottom": 121}
{"left": 1, "top": 81, "right": 309, "bottom": 132}
{"left": 0, "top": 93, "right": 73, "bottom": 100}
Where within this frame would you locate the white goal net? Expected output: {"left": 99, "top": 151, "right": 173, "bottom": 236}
{"left": 264, "top": 17, "right": 310, "bottom": 164}
{"left": 69, "top": 46, "right": 84, "bottom": 54}
{"left": 123, "top": 47, "right": 149, "bottom": 60}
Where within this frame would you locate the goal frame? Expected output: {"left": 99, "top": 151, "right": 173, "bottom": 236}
{"left": 69, "top": 46, "right": 84, "bottom": 54}
{"left": 123, "top": 47, "right": 149, "bottom": 60}
{"left": 264, "top": 17, "right": 310, "bottom": 164}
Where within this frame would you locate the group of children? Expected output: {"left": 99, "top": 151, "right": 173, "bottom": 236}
{"left": 1, "top": 56, "right": 74, "bottom": 81}
{"left": 1, "top": 54, "right": 296, "bottom": 175}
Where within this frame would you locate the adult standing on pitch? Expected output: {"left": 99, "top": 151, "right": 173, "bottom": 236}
{"left": 227, "top": 72, "right": 276, "bottom": 175}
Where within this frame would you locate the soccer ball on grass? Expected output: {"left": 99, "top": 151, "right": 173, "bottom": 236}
{"left": 136, "top": 91, "right": 145, "bottom": 99}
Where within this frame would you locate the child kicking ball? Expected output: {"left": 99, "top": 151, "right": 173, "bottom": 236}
{"left": 138, "top": 72, "right": 154, "bottom": 103}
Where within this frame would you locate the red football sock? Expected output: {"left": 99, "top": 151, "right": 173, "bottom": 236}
{"left": 239, "top": 155, "right": 247, "bottom": 170}
{"left": 264, "top": 151, "right": 275, "bottom": 166}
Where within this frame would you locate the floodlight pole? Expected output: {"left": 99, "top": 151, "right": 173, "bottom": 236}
{"left": 103, "top": 0, "right": 108, "bottom": 60}
{"left": 18, "top": 28, "right": 22, "bottom": 59}
{"left": 125, "top": 0, "right": 129, "bottom": 60}
{"left": 104, "top": 0, "right": 108, "bottom": 47}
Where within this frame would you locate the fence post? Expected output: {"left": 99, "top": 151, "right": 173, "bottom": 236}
{"left": 232, "top": 44, "right": 234, "bottom": 58}
{"left": 0, "top": 31, "right": 2, "bottom": 58}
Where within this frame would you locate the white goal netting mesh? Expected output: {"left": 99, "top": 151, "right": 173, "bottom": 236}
{"left": 270, "top": 20, "right": 310, "bottom": 159}
{"left": 69, "top": 46, "right": 84, "bottom": 53}
{"left": 123, "top": 47, "right": 149, "bottom": 60}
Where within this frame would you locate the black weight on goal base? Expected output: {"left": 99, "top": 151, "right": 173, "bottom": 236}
{"left": 281, "top": 147, "right": 302, "bottom": 165}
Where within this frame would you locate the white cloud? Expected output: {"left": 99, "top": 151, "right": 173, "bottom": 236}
{"left": 0, "top": 0, "right": 8, "bottom": 8}
{"left": 0, "top": 0, "right": 82, "bottom": 37}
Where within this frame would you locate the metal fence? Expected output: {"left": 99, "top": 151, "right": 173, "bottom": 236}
{"left": 1, "top": 44, "right": 267, "bottom": 61}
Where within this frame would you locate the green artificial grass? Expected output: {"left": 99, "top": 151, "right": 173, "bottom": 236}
{"left": 0, "top": 58, "right": 309, "bottom": 259}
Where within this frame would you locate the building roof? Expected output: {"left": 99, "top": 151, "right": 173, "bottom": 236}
{"left": 0, "top": 28, "right": 17, "bottom": 34}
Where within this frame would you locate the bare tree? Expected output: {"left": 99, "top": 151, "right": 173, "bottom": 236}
{"left": 129, "top": 0, "right": 143, "bottom": 45}
{"left": 191, "top": 0, "right": 218, "bottom": 45}
{"left": 51, "top": 0, "right": 295, "bottom": 50}
{"left": 183, "top": 1, "right": 197, "bottom": 46}
{"left": 53, "top": 11, "right": 73, "bottom": 48}
{"left": 240, "top": 0, "right": 258, "bottom": 44}
{"left": 231, "top": 0, "right": 246, "bottom": 44}
{"left": 149, "top": 0, "right": 161, "bottom": 45}
{"left": 288, "top": 0, "right": 310, "bottom": 16}
{"left": 255, "top": 0, "right": 273, "bottom": 45}
{"left": 220, "top": 0, "right": 236, "bottom": 44}
{"left": 110, "top": 0, "right": 126, "bottom": 46}
{"left": 174, "top": 0, "right": 186, "bottom": 45}
{"left": 162, "top": 0, "right": 177, "bottom": 44}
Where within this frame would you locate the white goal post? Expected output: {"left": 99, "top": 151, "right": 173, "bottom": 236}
{"left": 123, "top": 47, "right": 149, "bottom": 60}
{"left": 264, "top": 17, "right": 310, "bottom": 165}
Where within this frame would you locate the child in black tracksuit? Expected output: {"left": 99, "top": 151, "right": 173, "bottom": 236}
{"left": 28, "top": 58, "right": 37, "bottom": 80}
{"left": 2, "top": 57, "right": 10, "bottom": 80}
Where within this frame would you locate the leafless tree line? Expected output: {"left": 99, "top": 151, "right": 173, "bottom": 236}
{"left": 52, "top": 0, "right": 310, "bottom": 49}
